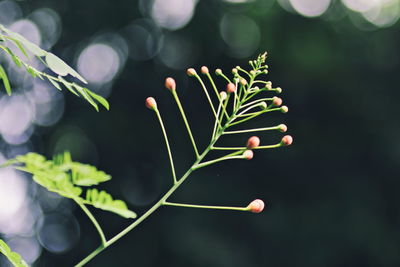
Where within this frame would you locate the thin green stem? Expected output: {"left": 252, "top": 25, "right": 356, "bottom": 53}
{"left": 163, "top": 201, "right": 249, "bottom": 212}
{"left": 171, "top": 90, "right": 200, "bottom": 158}
{"left": 219, "top": 72, "right": 232, "bottom": 84}
{"left": 223, "top": 125, "right": 281, "bottom": 135}
{"left": 75, "top": 245, "right": 104, "bottom": 267}
{"left": 193, "top": 74, "right": 218, "bottom": 119}
{"left": 212, "top": 143, "right": 282, "bottom": 151}
{"left": 76, "top": 202, "right": 106, "bottom": 245}
{"left": 193, "top": 151, "right": 244, "bottom": 169}
{"left": 155, "top": 109, "right": 177, "bottom": 184}
{"left": 240, "top": 98, "right": 273, "bottom": 110}
{"left": 229, "top": 108, "right": 282, "bottom": 126}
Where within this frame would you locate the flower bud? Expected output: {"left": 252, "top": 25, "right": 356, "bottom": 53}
{"left": 187, "top": 68, "right": 197, "bottom": 76}
{"left": 165, "top": 77, "right": 176, "bottom": 91}
{"left": 280, "top": 106, "right": 289, "bottom": 113}
{"left": 263, "top": 70, "right": 269, "bottom": 74}
{"left": 226, "top": 83, "right": 236, "bottom": 94}
{"left": 201, "top": 66, "right": 209, "bottom": 74}
{"left": 260, "top": 102, "right": 268, "bottom": 109}
{"left": 272, "top": 97, "right": 282, "bottom": 107}
{"left": 243, "top": 150, "right": 254, "bottom": 160}
{"left": 240, "top": 78, "right": 247, "bottom": 86}
{"left": 265, "top": 81, "right": 272, "bottom": 90}
{"left": 275, "top": 87, "right": 282, "bottom": 94}
{"left": 232, "top": 68, "right": 238, "bottom": 74}
{"left": 278, "top": 124, "right": 287, "bottom": 133}
{"left": 145, "top": 97, "right": 157, "bottom": 110}
{"left": 247, "top": 136, "right": 260, "bottom": 149}
{"left": 281, "top": 135, "right": 293, "bottom": 146}
{"left": 247, "top": 199, "right": 265, "bottom": 213}
{"left": 215, "top": 68, "right": 222, "bottom": 75}
{"left": 250, "top": 70, "right": 256, "bottom": 76}
{"left": 220, "top": 91, "right": 227, "bottom": 100}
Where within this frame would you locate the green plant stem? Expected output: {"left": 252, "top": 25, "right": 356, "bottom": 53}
{"left": 75, "top": 124, "right": 230, "bottom": 267}
{"left": 171, "top": 90, "right": 200, "bottom": 158}
{"left": 212, "top": 143, "right": 282, "bottom": 151}
{"left": 223, "top": 125, "right": 281, "bottom": 135}
{"left": 155, "top": 109, "right": 177, "bottom": 184}
{"left": 163, "top": 201, "right": 249, "bottom": 212}
{"left": 76, "top": 202, "right": 107, "bottom": 245}
{"left": 194, "top": 74, "right": 217, "bottom": 119}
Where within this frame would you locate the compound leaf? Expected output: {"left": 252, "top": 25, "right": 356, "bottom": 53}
{"left": 0, "top": 239, "right": 29, "bottom": 267}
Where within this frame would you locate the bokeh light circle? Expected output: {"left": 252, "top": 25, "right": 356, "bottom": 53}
{"left": 290, "top": 0, "right": 331, "bottom": 17}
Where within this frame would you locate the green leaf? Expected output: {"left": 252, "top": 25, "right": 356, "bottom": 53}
{"left": 86, "top": 89, "right": 110, "bottom": 110}
{"left": 0, "top": 64, "right": 11, "bottom": 95}
{"left": 6, "top": 152, "right": 136, "bottom": 219}
{"left": 45, "top": 52, "right": 87, "bottom": 84}
{"left": 0, "top": 239, "right": 29, "bottom": 267}
{"left": 85, "top": 189, "right": 137, "bottom": 219}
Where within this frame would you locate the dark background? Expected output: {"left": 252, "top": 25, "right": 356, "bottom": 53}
{"left": 1, "top": 0, "right": 400, "bottom": 266}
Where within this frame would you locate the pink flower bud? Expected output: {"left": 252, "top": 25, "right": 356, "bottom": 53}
{"left": 220, "top": 91, "right": 227, "bottom": 100}
{"left": 243, "top": 150, "right": 254, "bottom": 160}
{"left": 247, "top": 136, "right": 260, "bottom": 149}
{"left": 187, "top": 68, "right": 197, "bottom": 76}
{"left": 281, "top": 135, "right": 293, "bottom": 146}
{"left": 278, "top": 124, "right": 287, "bottom": 133}
{"left": 272, "top": 97, "right": 282, "bottom": 107}
{"left": 215, "top": 68, "right": 222, "bottom": 75}
{"left": 165, "top": 77, "right": 176, "bottom": 91}
{"left": 280, "top": 106, "right": 289, "bottom": 113}
{"left": 226, "top": 83, "right": 236, "bottom": 94}
{"left": 240, "top": 78, "right": 247, "bottom": 86}
{"left": 247, "top": 199, "right": 264, "bottom": 213}
{"left": 201, "top": 66, "right": 209, "bottom": 74}
{"left": 145, "top": 97, "right": 157, "bottom": 110}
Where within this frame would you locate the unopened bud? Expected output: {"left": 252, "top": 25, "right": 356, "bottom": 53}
{"left": 260, "top": 102, "right": 268, "bottom": 109}
{"left": 145, "top": 97, "right": 157, "bottom": 110}
{"left": 215, "top": 69, "right": 222, "bottom": 75}
{"left": 265, "top": 81, "right": 272, "bottom": 90}
{"left": 243, "top": 150, "right": 254, "bottom": 160}
{"left": 226, "top": 83, "right": 236, "bottom": 94}
{"left": 232, "top": 68, "right": 238, "bottom": 74}
{"left": 278, "top": 124, "right": 287, "bottom": 133}
{"left": 187, "top": 68, "right": 197, "bottom": 76}
{"left": 281, "top": 135, "right": 293, "bottom": 146}
{"left": 201, "top": 66, "right": 209, "bottom": 74}
{"left": 165, "top": 77, "right": 176, "bottom": 91}
{"left": 250, "top": 70, "right": 256, "bottom": 76}
{"left": 240, "top": 78, "right": 247, "bottom": 86}
{"left": 280, "top": 106, "right": 289, "bottom": 113}
{"left": 220, "top": 91, "right": 227, "bottom": 100}
{"left": 276, "top": 87, "right": 282, "bottom": 94}
{"left": 272, "top": 97, "right": 282, "bottom": 107}
{"left": 247, "top": 199, "right": 264, "bottom": 213}
{"left": 247, "top": 136, "right": 260, "bottom": 149}
{"left": 263, "top": 70, "right": 269, "bottom": 74}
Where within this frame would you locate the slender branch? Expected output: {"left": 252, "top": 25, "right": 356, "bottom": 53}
{"left": 163, "top": 201, "right": 249, "bottom": 212}
{"left": 193, "top": 74, "right": 218, "bottom": 119}
{"left": 171, "top": 90, "right": 200, "bottom": 158}
{"left": 76, "top": 202, "right": 106, "bottom": 245}
{"left": 223, "top": 125, "right": 282, "bottom": 135}
{"left": 155, "top": 109, "right": 177, "bottom": 184}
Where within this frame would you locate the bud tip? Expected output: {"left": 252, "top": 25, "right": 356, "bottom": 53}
{"left": 226, "top": 83, "right": 236, "bottom": 94}
{"left": 165, "top": 77, "right": 176, "bottom": 91}
{"left": 145, "top": 97, "right": 157, "bottom": 110}
{"left": 187, "top": 68, "right": 197, "bottom": 76}
{"left": 281, "top": 135, "right": 293, "bottom": 146}
{"left": 243, "top": 150, "right": 254, "bottom": 160}
{"left": 201, "top": 66, "right": 209, "bottom": 74}
{"left": 247, "top": 199, "right": 264, "bottom": 213}
{"left": 247, "top": 136, "right": 260, "bottom": 149}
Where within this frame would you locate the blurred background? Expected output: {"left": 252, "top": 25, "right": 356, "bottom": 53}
{"left": 1, "top": 0, "right": 400, "bottom": 266}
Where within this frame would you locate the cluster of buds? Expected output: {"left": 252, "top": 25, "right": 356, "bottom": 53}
{"left": 144, "top": 52, "right": 292, "bottom": 217}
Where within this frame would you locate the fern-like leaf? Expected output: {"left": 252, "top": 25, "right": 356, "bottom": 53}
{"left": 0, "top": 239, "right": 29, "bottom": 267}
{"left": 84, "top": 189, "right": 137, "bottom": 219}
{"left": 4, "top": 152, "right": 135, "bottom": 219}
{"left": 0, "top": 24, "right": 109, "bottom": 111}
